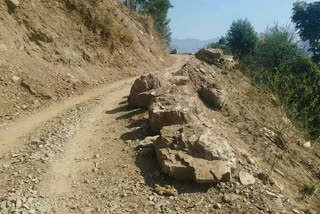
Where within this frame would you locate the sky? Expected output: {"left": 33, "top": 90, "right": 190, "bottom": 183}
{"left": 168, "top": 0, "right": 317, "bottom": 40}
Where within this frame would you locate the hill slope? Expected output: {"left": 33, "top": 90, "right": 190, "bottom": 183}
{"left": 0, "top": 0, "right": 168, "bottom": 123}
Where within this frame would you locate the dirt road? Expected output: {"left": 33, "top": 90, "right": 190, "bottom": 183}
{"left": 0, "top": 55, "right": 189, "bottom": 214}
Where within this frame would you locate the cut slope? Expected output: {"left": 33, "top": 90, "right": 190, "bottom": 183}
{"left": 0, "top": 0, "right": 169, "bottom": 124}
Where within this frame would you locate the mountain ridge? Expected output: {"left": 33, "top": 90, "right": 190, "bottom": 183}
{"left": 171, "top": 37, "right": 219, "bottom": 53}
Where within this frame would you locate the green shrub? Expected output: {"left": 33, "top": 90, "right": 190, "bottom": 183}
{"left": 254, "top": 24, "right": 301, "bottom": 69}
{"left": 302, "top": 184, "right": 316, "bottom": 196}
{"left": 90, "top": 0, "right": 101, "bottom": 6}
{"left": 242, "top": 23, "right": 320, "bottom": 140}
{"left": 305, "top": 209, "right": 313, "bottom": 214}
{"left": 226, "top": 19, "right": 258, "bottom": 60}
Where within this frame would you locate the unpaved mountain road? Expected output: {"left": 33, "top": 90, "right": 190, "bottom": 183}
{"left": 0, "top": 55, "right": 189, "bottom": 214}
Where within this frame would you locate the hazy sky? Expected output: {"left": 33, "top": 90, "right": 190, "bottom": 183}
{"left": 168, "top": 0, "right": 317, "bottom": 40}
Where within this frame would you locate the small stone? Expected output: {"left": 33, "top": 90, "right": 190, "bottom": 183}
{"left": 22, "top": 204, "right": 30, "bottom": 209}
{"left": 21, "top": 105, "right": 28, "bottom": 110}
{"left": 125, "top": 140, "right": 132, "bottom": 144}
{"left": 29, "top": 209, "right": 36, "bottom": 214}
{"left": 16, "top": 198, "right": 22, "bottom": 208}
{"left": 33, "top": 100, "right": 41, "bottom": 106}
{"left": 12, "top": 75, "right": 20, "bottom": 83}
{"left": 223, "top": 193, "right": 240, "bottom": 203}
{"left": 239, "top": 170, "right": 255, "bottom": 185}
{"left": 213, "top": 203, "right": 222, "bottom": 209}
{"left": 0, "top": 201, "right": 6, "bottom": 209}
{"left": 265, "top": 190, "right": 277, "bottom": 197}
{"left": 292, "top": 209, "right": 300, "bottom": 214}
{"left": 303, "top": 141, "right": 311, "bottom": 148}
{"left": 84, "top": 208, "right": 95, "bottom": 214}
{"left": 93, "top": 154, "right": 100, "bottom": 159}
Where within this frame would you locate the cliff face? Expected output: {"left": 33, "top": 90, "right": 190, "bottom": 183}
{"left": 0, "top": 0, "right": 168, "bottom": 122}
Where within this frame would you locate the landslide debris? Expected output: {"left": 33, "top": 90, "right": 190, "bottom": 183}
{"left": 127, "top": 49, "right": 320, "bottom": 213}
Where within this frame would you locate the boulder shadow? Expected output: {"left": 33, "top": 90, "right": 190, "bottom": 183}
{"left": 120, "top": 117, "right": 150, "bottom": 142}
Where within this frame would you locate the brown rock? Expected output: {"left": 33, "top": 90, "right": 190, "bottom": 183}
{"left": 195, "top": 48, "right": 223, "bottom": 65}
{"left": 128, "top": 74, "right": 161, "bottom": 109}
{"left": 148, "top": 94, "right": 199, "bottom": 134}
{"left": 199, "top": 86, "right": 226, "bottom": 109}
{"left": 211, "top": 161, "right": 232, "bottom": 182}
{"left": 239, "top": 170, "right": 255, "bottom": 185}
{"left": 169, "top": 76, "right": 189, "bottom": 86}
{"left": 155, "top": 124, "right": 236, "bottom": 167}
{"left": 156, "top": 148, "right": 231, "bottom": 183}
{"left": 223, "top": 193, "right": 240, "bottom": 203}
{"left": 154, "top": 124, "right": 236, "bottom": 183}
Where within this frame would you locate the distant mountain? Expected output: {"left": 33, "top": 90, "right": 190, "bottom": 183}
{"left": 170, "top": 38, "right": 219, "bottom": 53}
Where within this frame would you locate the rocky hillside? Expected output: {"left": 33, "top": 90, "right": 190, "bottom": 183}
{"left": 127, "top": 50, "right": 320, "bottom": 213}
{"left": 0, "top": 0, "right": 168, "bottom": 124}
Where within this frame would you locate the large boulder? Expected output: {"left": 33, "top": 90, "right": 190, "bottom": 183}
{"left": 154, "top": 124, "right": 236, "bottom": 183}
{"left": 148, "top": 94, "right": 200, "bottom": 134}
{"left": 199, "top": 86, "right": 226, "bottom": 109}
{"left": 175, "top": 60, "right": 217, "bottom": 93}
{"left": 156, "top": 148, "right": 231, "bottom": 183}
{"left": 195, "top": 48, "right": 223, "bottom": 65}
{"left": 128, "top": 74, "right": 161, "bottom": 109}
{"left": 170, "top": 49, "right": 178, "bottom": 54}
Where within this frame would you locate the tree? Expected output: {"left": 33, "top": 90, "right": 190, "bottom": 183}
{"left": 147, "top": 0, "right": 173, "bottom": 46}
{"left": 292, "top": 1, "right": 320, "bottom": 65}
{"left": 254, "top": 24, "right": 301, "bottom": 69}
{"left": 127, "top": 0, "right": 173, "bottom": 46}
{"left": 226, "top": 19, "right": 258, "bottom": 59}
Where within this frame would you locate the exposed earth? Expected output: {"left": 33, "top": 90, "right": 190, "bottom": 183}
{"left": 0, "top": 0, "right": 320, "bottom": 214}
{"left": 1, "top": 54, "right": 320, "bottom": 214}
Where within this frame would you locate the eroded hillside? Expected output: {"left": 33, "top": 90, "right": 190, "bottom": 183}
{"left": 0, "top": 0, "right": 169, "bottom": 123}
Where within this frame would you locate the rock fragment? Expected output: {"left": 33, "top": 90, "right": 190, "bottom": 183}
{"left": 239, "top": 170, "right": 255, "bottom": 185}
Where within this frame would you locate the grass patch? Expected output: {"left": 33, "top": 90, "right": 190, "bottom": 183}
{"left": 305, "top": 209, "right": 312, "bottom": 214}
{"left": 90, "top": 0, "right": 101, "bottom": 6}
{"left": 302, "top": 184, "right": 316, "bottom": 196}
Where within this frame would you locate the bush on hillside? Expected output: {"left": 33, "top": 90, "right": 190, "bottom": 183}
{"left": 247, "top": 24, "right": 320, "bottom": 139}
{"left": 254, "top": 24, "right": 301, "bottom": 69}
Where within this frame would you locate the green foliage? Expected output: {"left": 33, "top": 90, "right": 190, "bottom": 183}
{"left": 255, "top": 56, "right": 320, "bottom": 139}
{"left": 226, "top": 19, "right": 258, "bottom": 59}
{"left": 90, "top": 0, "right": 101, "bottom": 6}
{"left": 254, "top": 24, "right": 301, "bottom": 69}
{"left": 207, "top": 36, "right": 232, "bottom": 55}
{"left": 237, "top": 22, "right": 320, "bottom": 139}
{"left": 128, "top": 0, "right": 173, "bottom": 46}
{"left": 292, "top": 1, "right": 320, "bottom": 65}
{"left": 302, "top": 184, "right": 316, "bottom": 196}
{"left": 305, "top": 210, "right": 313, "bottom": 214}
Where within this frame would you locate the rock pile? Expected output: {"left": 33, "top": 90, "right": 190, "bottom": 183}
{"left": 128, "top": 58, "right": 236, "bottom": 183}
